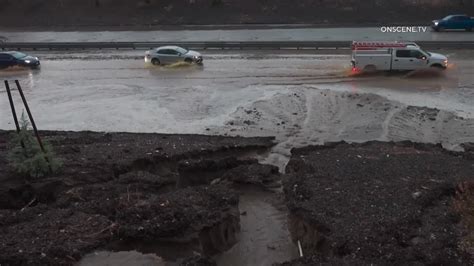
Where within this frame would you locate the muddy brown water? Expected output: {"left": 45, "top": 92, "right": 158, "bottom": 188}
{"left": 214, "top": 187, "right": 299, "bottom": 266}
{"left": 78, "top": 187, "right": 298, "bottom": 266}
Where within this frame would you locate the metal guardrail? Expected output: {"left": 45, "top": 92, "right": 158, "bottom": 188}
{"left": 1, "top": 41, "right": 474, "bottom": 50}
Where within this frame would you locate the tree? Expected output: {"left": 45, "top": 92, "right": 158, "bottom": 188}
{"left": 8, "top": 113, "right": 62, "bottom": 178}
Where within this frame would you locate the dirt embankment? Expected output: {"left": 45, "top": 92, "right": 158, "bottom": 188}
{"left": 0, "top": 0, "right": 473, "bottom": 28}
{"left": 282, "top": 141, "right": 474, "bottom": 265}
{"left": 1, "top": 130, "right": 473, "bottom": 265}
{"left": 0, "top": 130, "right": 279, "bottom": 265}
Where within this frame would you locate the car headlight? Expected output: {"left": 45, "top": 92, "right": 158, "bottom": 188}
{"left": 434, "top": 22, "right": 439, "bottom": 26}
{"left": 24, "top": 60, "right": 31, "bottom": 63}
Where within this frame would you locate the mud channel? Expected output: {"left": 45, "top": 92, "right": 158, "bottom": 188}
{"left": 0, "top": 130, "right": 298, "bottom": 266}
{"left": 0, "top": 131, "right": 473, "bottom": 265}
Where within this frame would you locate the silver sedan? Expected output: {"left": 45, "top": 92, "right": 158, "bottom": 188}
{"left": 145, "top": 46, "right": 203, "bottom": 65}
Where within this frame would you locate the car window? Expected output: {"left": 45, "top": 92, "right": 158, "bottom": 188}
{"left": 157, "top": 49, "right": 170, "bottom": 55}
{"left": 452, "top": 16, "right": 467, "bottom": 21}
{"left": 168, "top": 49, "right": 179, "bottom": 55}
{"left": 395, "top": 50, "right": 411, "bottom": 58}
{"left": 409, "top": 50, "right": 424, "bottom": 58}
{"left": 175, "top": 47, "right": 188, "bottom": 54}
{"left": 158, "top": 49, "right": 178, "bottom": 55}
{"left": 10, "top": 52, "right": 27, "bottom": 59}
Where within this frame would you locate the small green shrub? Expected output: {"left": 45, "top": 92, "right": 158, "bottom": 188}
{"left": 8, "top": 113, "right": 62, "bottom": 178}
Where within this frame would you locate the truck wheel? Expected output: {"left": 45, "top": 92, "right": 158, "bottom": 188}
{"left": 363, "top": 65, "right": 377, "bottom": 73}
{"left": 151, "top": 58, "right": 160, "bottom": 65}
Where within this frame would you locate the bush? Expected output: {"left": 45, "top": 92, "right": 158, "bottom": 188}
{"left": 8, "top": 113, "right": 62, "bottom": 178}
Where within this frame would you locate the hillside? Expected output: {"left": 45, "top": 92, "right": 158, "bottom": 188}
{"left": 0, "top": 0, "right": 473, "bottom": 28}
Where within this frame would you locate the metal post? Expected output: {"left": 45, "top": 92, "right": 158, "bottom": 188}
{"left": 4, "top": 80, "right": 21, "bottom": 133}
{"left": 14, "top": 80, "right": 52, "bottom": 171}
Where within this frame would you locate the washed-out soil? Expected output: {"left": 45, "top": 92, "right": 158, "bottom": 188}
{"left": 282, "top": 141, "right": 474, "bottom": 265}
{"left": 0, "top": 0, "right": 473, "bottom": 29}
{"left": 0, "top": 130, "right": 279, "bottom": 265}
{"left": 1, "top": 130, "right": 473, "bottom": 265}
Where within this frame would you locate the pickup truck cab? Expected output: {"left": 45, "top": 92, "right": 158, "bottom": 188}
{"left": 351, "top": 41, "right": 448, "bottom": 73}
{"left": 432, "top": 14, "right": 474, "bottom": 31}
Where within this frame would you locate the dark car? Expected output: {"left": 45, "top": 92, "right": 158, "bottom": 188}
{"left": 0, "top": 51, "right": 40, "bottom": 69}
{"left": 432, "top": 14, "right": 474, "bottom": 31}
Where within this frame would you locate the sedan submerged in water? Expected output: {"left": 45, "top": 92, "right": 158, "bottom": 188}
{"left": 145, "top": 46, "right": 203, "bottom": 65}
{"left": 0, "top": 51, "right": 40, "bottom": 69}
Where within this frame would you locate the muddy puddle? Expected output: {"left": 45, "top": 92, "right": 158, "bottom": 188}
{"left": 78, "top": 186, "right": 297, "bottom": 266}
{"left": 214, "top": 186, "right": 299, "bottom": 266}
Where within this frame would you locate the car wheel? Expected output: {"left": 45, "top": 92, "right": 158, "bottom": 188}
{"left": 151, "top": 58, "right": 160, "bottom": 65}
{"left": 184, "top": 58, "right": 193, "bottom": 64}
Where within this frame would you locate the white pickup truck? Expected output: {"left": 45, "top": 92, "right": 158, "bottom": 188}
{"left": 351, "top": 41, "right": 448, "bottom": 72}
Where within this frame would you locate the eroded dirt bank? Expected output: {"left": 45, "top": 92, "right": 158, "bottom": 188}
{"left": 0, "top": 130, "right": 277, "bottom": 265}
{"left": 282, "top": 141, "right": 474, "bottom": 265}
{"left": 1, "top": 131, "right": 473, "bottom": 265}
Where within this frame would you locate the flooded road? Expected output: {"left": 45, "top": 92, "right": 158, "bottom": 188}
{"left": 0, "top": 50, "right": 473, "bottom": 169}
{"left": 1, "top": 50, "right": 473, "bottom": 265}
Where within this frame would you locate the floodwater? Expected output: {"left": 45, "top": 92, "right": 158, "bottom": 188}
{"left": 214, "top": 188, "right": 298, "bottom": 266}
{"left": 2, "top": 27, "right": 474, "bottom": 42}
{"left": 0, "top": 50, "right": 473, "bottom": 169}
{"left": 1, "top": 50, "right": 473, "bottom": 265}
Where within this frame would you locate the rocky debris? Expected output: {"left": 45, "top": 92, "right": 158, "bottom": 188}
{"left": 0, "top": 209, "right": 113, "bottom": 266}
{"left": 282, "top": 141, "right": 473, "bottom": 265}
{"left": 0, "top": 183, "right": 239, "bottom": 265}
{"left": 0, "top": 130, "right": 274, "bottom": 209}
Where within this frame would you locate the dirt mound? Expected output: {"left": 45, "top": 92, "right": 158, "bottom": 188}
{"left": 0, "top": 130, "right": 275, "bottom": 265}
{"left": 0, "top": 130, "right": 274, "bottom": 209}
{"left": 282, "top": 141, "right": 473, "bottom": 265}
{"left": 0, "top": 209, "right": 113, "bottom": 265}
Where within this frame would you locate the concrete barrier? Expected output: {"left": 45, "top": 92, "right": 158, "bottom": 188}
{"left": 1, "top": 41, "right": 473, "bottom": 51}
